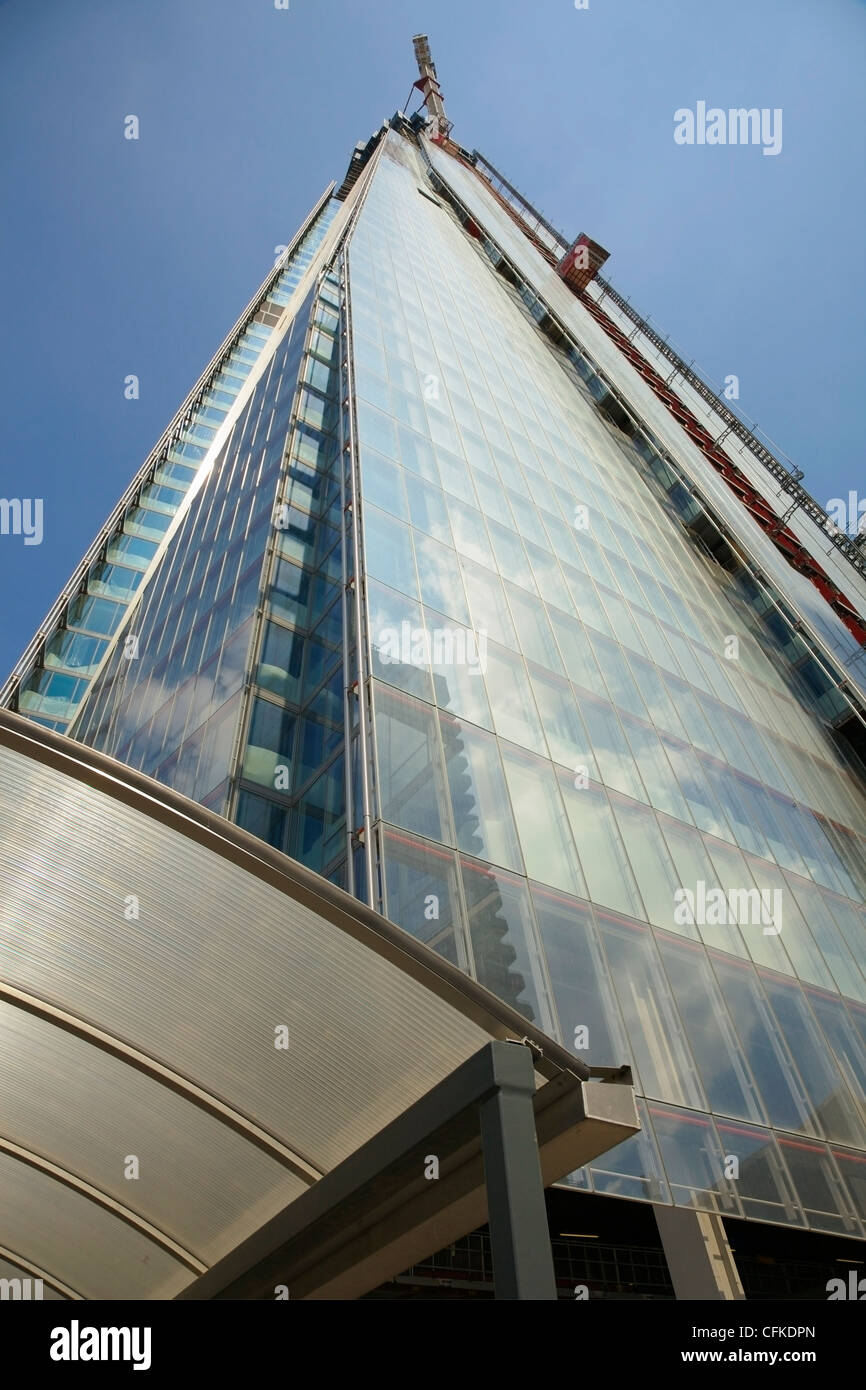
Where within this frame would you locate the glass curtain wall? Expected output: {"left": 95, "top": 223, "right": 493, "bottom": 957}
{"left": 22, "top": 203, "right": 338, "bottom": 734}
{"left": 346, "top": 130, "right": 866, "bottom": 1238}
{"left": 75, "top": 290, "right": 315, "bottom": 813}
{"left": 232, "top": 268, "right": 350, "bottom": 885}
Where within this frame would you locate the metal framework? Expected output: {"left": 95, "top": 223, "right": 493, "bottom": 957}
{"left": 176, "top": 1040, "right": 638, "bottom": 1301}
{"left": 592, "top": 273, "right": 866, "bottom": 581}
{"left": 412, "top": 34, "right": 452, "bottom": 140}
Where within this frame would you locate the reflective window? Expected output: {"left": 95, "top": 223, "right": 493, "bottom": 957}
{"left": 713, "top": 956, "right": 821, "bottom": 1137}
{"left": 439, "top": 714, "right": 522, "bottom": 872}
{"left": 531, "top": 887, "right": 629, "bottom": 1066}
{"left": 599, "top": 915, "right": 705, "bottom": 1109}
{"left": 588, "top": 1097, "right": 672, "bottom": 1204}
{"left": 483, "top": 645, "right": 546, "bottom": 755}
{"left": 381, "top": 828, "right": 468, "bottom": 969}
{"left": 500, "top": 744, "right": 584, "bottom": 896}
{"left": 242, "top": 696, "right": 296, "bottom": 789}
{"left": 649, "top": 1105, "right": 737, "bottom": 1216}
{"left": 412, "top": 533, "right": 471, "bottom": 626}
{"left": 714, "top": 1121, "right": 804, "bottom": 1226}
{"left": 362, "top": 505, "right": 418, "bottom": 599}
{"left": 460, "top": 858, "right": 548, "bottom": 1025}
{"left": 776, "top": 1138, "right": 862, "bottom": 1236}
{"left": 657, "top": 934, "right": 766, "bottom": 1124}
{"left": 761, "top": 974, "right": 866, "bottom": 1148}
{"left": 373, "top": 683, "right": 449, "bottom": 844}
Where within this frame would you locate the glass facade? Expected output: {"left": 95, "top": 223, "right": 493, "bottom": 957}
{"left": 15, "top": 198, "right": 339, "bottom": 735}
{"left": 345, "top": 131, "right": 866, "bottom": 1238}
{"left": 74, "top": 199, "right": 342, "bottom": 817}
{"left": 12, "top": 120, "right": 866, "bottom": 1246}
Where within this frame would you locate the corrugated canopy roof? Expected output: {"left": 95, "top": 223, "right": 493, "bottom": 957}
{"left": 0, "top": 710, "right": 603, "bottom": 1300}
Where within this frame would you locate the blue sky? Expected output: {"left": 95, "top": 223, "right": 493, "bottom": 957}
{"left": 1, "top": 0, "right": 864, "bottom": 679}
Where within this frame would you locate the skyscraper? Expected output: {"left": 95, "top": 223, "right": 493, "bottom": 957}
{"left": 4, "top": 36, "right": 866, "bottom": 1300}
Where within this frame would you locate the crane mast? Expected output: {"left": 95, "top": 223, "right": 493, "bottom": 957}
{"left": 412, "top": 34, "right": 452, "bottom": 140}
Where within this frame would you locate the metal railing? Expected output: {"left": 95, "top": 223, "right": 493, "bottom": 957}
{"left": 591, "top": 274, "right": 866, "bottom": 581}
{"left": 469, "top": 149, "right": 571, "bottom": 259}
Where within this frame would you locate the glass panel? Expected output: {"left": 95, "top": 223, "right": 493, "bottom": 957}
{"left": 621, "top": 715, "right": 691, "bottom": 822}
{"left": 367, "top": 580, "right": 434, "bottom": 703}
{"left": 381, "top": 828, "right": 468, "bottom": 969}
{"left": 760, "top": 972, "right": 866, "bottom": 1148}
{"left": 483, "top": 644, "right": 547, "bottom": 755}
{"left": 743, "top": 855, "right": 834, "bottom": 988}
{"left": 235, "top": 789, "right": 287, "bottom": 850}
{"left": 529, "top": 667, "right": 597, "bottom": 776}
{"left": 413, "top": 534, "right": 471, "bottom": 625}
{"left": 698, "top": 833, "right": 771, "bottom": 960}
{"left": 362, "top": 505, "right": 418, "bottom": 599}
{"left": 824, "top": 897, "right": 866, "bottom": 988}
{"left": 784, "top": 875, "right": 866, "bottom": 1002}
{"left": 499, "top": 744, "right": 584, "bottom": 896}
{"left": 404, "top": 473, "right": 452, "bottom": 543}
{"left": 256, "top": 620, "right": 303, "bottom": 702}
{"left": 649, "top": 1104, "right": 739, "bottom": 1215}
{"left": 446, "top": 497, "right": 494, "bottom": 568}
{"left": 776, "top": 1138, "right": 862, "bottom": 1236}
{"left": 806, "top": 989, "right": 866, "bottom": 1124}
{"left": 531, "top": 886, "right": 629, "bottom": 1066}
{"left": 712, "top": 955, "right": 820, "bottom": 1137}
{"left": 611, "top": 795, "right": 685, "bottom": 935}
{"left": 578, "top": 693, "right": 645, "bottom": 801}
{"left": 657, "top": 933, "right": 766, "bottom": 1124}
{"left": 241, "top": 696, "right": 296, "bottom": 789}
{"left": 714, "top": 1120, "right": 804, "bottom": 1226}
{"left": 831, "top": 1147, "right": 866, "bottom": 1228}
{"left": 505, "top": 585, "right": 564, "bottom": 673}
{"left": 438, "top": 714, "right": 522, "bottom": 872}
{"left": 360, "top": 448, "right": 408, "bottom": 520}
{"left": 460, "top": 858, "right": 547, "bottom": 1025}
{"left": 660, "top": 735, "right": 730, "bottom": 839}
{"left": 373, "top": 683, "right": 450, "bottom": 844}
{"left": 288, "top": 754, "right": 345, "bottom": 872}
{"left": 66, "top": 594, "right": 126, "bottom": 637}
{"left": 590, "top": 635, "right": 647, "bottom": 719}
{"left": 598, "top": 914, "right": 705, "bottom": 1109}
{"left": 43, "top": 630, "right": 106, "bottom": 678}
{"left": 560, "top": 776, "right": 645, "bottom": 920}
{"left": 460, "top": 558, "right": 518, "bottom": 648}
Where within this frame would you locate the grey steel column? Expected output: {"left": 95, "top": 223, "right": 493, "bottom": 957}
{"left": 479, "top": 1044, "right": 557, "bottom": 1301}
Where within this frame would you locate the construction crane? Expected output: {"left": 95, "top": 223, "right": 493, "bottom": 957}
{"left": 412, "top": 34, "right": 452, "bottom": 140}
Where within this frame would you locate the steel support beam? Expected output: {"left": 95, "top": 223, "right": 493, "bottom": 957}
{"left": 177, "top": 1041, "right": 637, "bottom": 1302}
{"left": 478, "top": 1051, "right": 556, "bottom": 1300}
